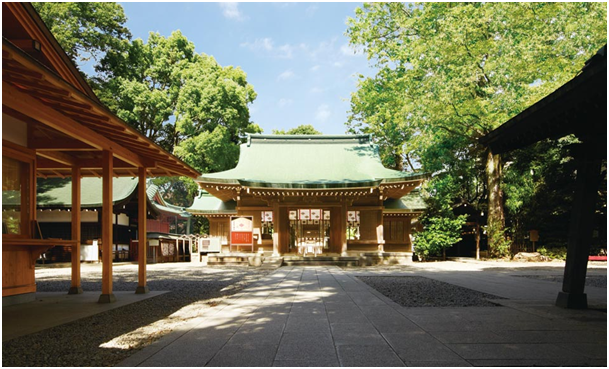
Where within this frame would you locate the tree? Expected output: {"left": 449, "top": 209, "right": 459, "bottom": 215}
{"left": 272, "top": 124, "right": 322, "bottom": 135}
{"left": 33, "top": 2, "right": 131, "bottom": 64}
{"left": 346, "top": 2, "right": 606, "bottom": 257}
{"left": 414, "top": 203, "right": 467, "bottom": 261}
{"left": 94, "top": 30, "right": 259, "bottom": 168}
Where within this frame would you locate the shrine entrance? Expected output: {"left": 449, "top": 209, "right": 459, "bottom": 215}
{"left": 288, "top": 208, "right": 331, "bottom": 256}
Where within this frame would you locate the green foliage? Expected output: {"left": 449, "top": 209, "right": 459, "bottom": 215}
{"left": 272, "top": 125, "right": 322, "bottom": 135}
{"left": 150, "top": 177, "right": 199, "bottom": 207}
{"left": 174, "top": 126, "right": 241, "bottom": 174}
{"left": 33, "top": 2, "right": 131, "bottom": 63}
{"left": 93, "top": 30, "right": 259, "bottom": 171}
{"left": 346, "top": 2, "right": 606, "bottom": 256}
{"left": 502, "top": 136, "right": 579, "bottom": 249}
{"left": 486, "top": 223, "right": 512, "bottom": 259}
{"left": 414, "top": 205, "right": 467, "bottom": 261}
{"left": 537, "top": 246, "right": 568, "bottom": 261}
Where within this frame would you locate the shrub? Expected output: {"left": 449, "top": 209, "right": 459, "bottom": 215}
{"left": 537, "top": 246, "right": 568, "bottom": 260}
{"left": 414, "top": 214, "right": 467, "bottom": 261}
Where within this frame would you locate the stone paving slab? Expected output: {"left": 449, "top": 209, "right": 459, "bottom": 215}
{"left": 118, "top": 264, "right": 607, "bottom": 367}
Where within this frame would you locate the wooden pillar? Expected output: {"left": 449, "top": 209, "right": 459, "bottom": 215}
{"left": 136, "top": 167, "right": 149, "bottom": 294}
{"left": 556, "top": 145, "right": 602, "bottom": 309}
{"left": 272, "top": 202, "right": 280, "bottom": 256}
{"left": 340, "top": 202, "right": 348, "bottom": 256}
{"left": 279, "top": 207, "right": 289, "bottom": 254}
{"left": 376, "top": 210, "right": 385, "bottom": 253}
{"left": 99, "top": 150, "right": 116, "bottom": 303}
{"left": 68, "top": 166, "right": 83, "bottom": 294}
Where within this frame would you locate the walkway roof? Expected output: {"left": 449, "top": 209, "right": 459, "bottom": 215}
{"left": 480, "top": 45, "right": 606, "bottom": 155}
{"left": 2, "top": 3, "right": 200, "bottom": 179}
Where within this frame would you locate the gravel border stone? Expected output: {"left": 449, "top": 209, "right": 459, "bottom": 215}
{"left": 357, "top": 276, "right": 504, "bottom": 308}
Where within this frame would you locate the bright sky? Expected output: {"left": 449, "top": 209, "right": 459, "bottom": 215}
{"left": 119, "top": 1, "right": 373, "bottom": 135}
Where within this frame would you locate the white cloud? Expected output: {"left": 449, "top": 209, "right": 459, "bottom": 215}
{"left": 240, "top": 38, "right": 294, "bottom": 59}
{"left": 340, "top": 43, "right": 364, "bottom": 57}
{"left": 310, "top": 65, "right": 321, "bottom": 72}
{"left": 308, "top": 38, "right": 337, "bottom": 60}
{"left": 315, "top": 104, "right": 331, "bottom": 122}
{"left": 277, "top": 44, "right": 294, "bottom": 59}
{"left": 332, "top": 61, "right": 343, "bottom": 68}
{"left": 219, "top": 3, "right": 246, "bottom": 21}
{"left": 310, "top": 87, "right": 324, "bottom": 94}
{"left": 305, "top": 5, "right": 319, "bottom": 16}
{"left": 277, "top": 69, "right": 295, "bottom": 81}
{"left": 278, "top": 98, "right": 294, "bottom": 108}
{"left": 240, "top": 38, "right": 273, "bottom": 52}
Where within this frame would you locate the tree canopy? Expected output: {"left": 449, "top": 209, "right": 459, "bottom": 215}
{"left": 272, "top": 124, "right": 322, "bottom": 135}
{"left": 346, "top": 2, "right": 607, "bottom": 256}
{"left": 33, "top": 2, "right": 131, "bottom": 64}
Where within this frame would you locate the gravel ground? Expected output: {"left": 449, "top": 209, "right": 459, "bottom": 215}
{"left": 357, "top": 276, "right": 504, "bottom": 307}
{"left": 514, "top": 274, "right": 607, "bottom": 288}
{"left": 2, "top": 263, "right": 273, "bottom": 367}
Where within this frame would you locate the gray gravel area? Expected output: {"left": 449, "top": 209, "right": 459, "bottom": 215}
{"left": 357, "top": 276, "right": 504, "bottom": 307}
{"left": 2, "top": 263, "right": 273, "bottom": 367}
{"left": 514, "top": 274, "right": 607, "bottom": 288}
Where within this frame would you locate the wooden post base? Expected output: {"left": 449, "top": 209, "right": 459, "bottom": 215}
{"left": 556, "top": 291, "right": 588, "bottom": 309}
{"left": 135, "top": 286, "right": 149, "bottom": 294}
{"left": 67, "top": 286, "right": 83, "bottom": 295}
{"left": 98, "top": 293, "right": 117, "bottom": 303}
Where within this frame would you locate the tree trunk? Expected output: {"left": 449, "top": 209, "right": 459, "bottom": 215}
{"left": 475, "top": 222, "right": 481, "bottom": 260}
{"left": 395, "top": 153, "right": 404, "bottom": 171}
{"left": 485, "top": 149, "right": 506, "bottom": 257}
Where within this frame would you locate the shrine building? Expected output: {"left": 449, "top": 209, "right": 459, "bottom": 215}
{"left": 187, "top": 134, "right": 427, "bottom": 260}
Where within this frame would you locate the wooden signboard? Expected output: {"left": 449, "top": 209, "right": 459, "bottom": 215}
{"left": 230, "top": 216, "right": 254, "bottom": 252}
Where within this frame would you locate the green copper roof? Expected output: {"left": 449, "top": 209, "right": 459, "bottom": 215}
{"left": 187, "top": 191, "right": 237, "bottom": 214}
{"left": 197, "top": 134, "right": 426, "bottom": 189}
{"left": 383, "top": 189, "right": 427, "bottom": 212}
{"left": 34, "top": 177, "right": 190, "bottom": 217}
{"left": 36, "top": 177, "right": 138, "bottom": 208}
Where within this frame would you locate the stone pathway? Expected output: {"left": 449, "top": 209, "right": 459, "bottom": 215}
{"left": 119, "top": 266, "right": 607, "bottom": 367}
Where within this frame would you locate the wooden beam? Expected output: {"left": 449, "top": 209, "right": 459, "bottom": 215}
{"left": 5, "top": 74, "right": 71, "bottom": 96}
{"left": 136, "top": 167, "right": 149, "bottom": 294}
{"left": 4, "top": 81, "right": 145, "bottom": 168}
{"left": 29, "top": 90, "right": 93, "bottom": 110}
{"left": 48, "top": 103, "right": 107, "bottom": 121}
{"left": 99, "top": 150, "right": 116, "bottom": 303}
{"left": 36, "top": 150, "right": 76, "bottom": 166}
{"left": 2, "top": 61, "right": 43, "bottom": 79}
{"left": 68, "top": 166, "right": 83, "bottom": 294}
{"left": 30, "top": 138, "right": 94, "bottom": 151}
